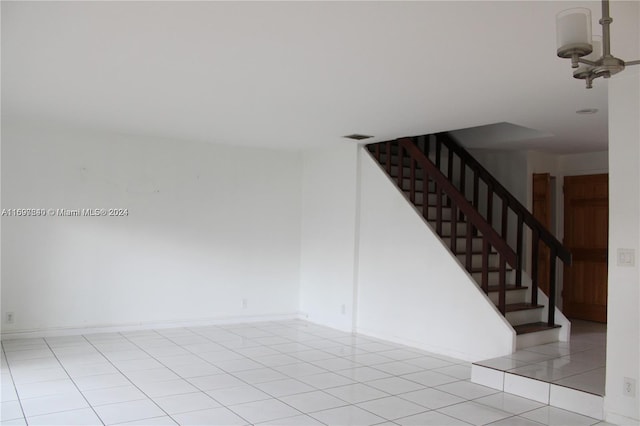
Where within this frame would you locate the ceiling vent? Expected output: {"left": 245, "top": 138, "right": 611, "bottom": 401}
{"left": 343, "top": 134, "right": 373, "bottom": 140}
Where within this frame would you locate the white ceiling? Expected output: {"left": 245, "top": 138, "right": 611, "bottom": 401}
{"left": 2, "top": 1, "right": 639, "bottom": 152}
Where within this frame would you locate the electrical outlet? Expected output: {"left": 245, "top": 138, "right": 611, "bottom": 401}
{"left": 617, "top": 248, "right": 635, "bottom": 267}
{"left": 623, "top": 377, "right": 636, "bottom": 397}
{"left": 341, "top": 304, "right": 346, "bottom": 315}
{"left": 241, "top": 298, "right": 248, "bottom": 309}
{"left": 6, "top": 312, "right": 15, "bottom": 324}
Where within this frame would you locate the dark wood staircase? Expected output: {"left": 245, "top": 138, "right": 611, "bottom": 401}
{"left": 366, "top": 134, "right": 571, "bottom": 342}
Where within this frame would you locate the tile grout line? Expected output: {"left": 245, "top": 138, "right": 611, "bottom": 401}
{"left": 1, "top": 342, "right": 29, "bottom": 423}
{"left": 33, "top": 337, "right": 106, "bottom": 425}
{"left": 184, "top": 323, "right": 478, "bottom": 424}
{"left": 79, "top": 333, "right": 176, "bottom": 425}
{"left": 2, "top": 320, "right": 603, "bottom": 426}
{"left": 165, "top": 324, "right": 336, "bottom": 424}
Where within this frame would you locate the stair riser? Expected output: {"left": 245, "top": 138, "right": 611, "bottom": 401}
{"left": 406, "top": 192, "right": 447, "bottom": 206}
{"left": 471, "top": 271, "right": 514, "bottom": 287}
{"left": 390, "top": 166, "right": 457, "bottom": 182}
{"left": 431, "top": 221, "right": 470, "bottom": 236}
{"left": 379, "top": 153, "right": 450, "bottom": 169}
{"left": 505, "top": 308, "right": 544, "bottom": 326}
{"left": 444, "top": 238, "right": 485, "bottom": 253}
{"left": 400, "top": 180, "right": 433, "bottom": 192}
{"left": 391, "top": 165, "right": 454, "bottom": 180}
{"left": 422, "top": 207, "right": 453, "bottom": 221}
{"left": 488, "top": 290, "right": 528, "bottom": 305}
{"left": 516, "top": 327, "right": 561, "bottom": 349}
{"left": 456, "top": 253, "right": 500, "bottom": 269}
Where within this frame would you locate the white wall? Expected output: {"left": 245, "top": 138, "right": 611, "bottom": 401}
{"left": 356, "top": 149, "right": 514, "bottom": 362}
{"left": 298, "top": 145, "right": 359, "bottom": 331}
{"left": 1, "top": 121, "right": 303, "bottom": 335}
{"left": 605, "top": 71, "right": 640, "bottom": 424}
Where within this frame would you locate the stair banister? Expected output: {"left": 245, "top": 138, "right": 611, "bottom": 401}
{"left": 398, "top": 138, "right": 517, "bottom": 304}
{"left": 368, "top": 133, "right": 570, "bottom": 332}
{"left": 435, "top": 132, "right": 571, "bottom": 327}
{"left": 438, "top": 132, "right": 571, "bottom": 265}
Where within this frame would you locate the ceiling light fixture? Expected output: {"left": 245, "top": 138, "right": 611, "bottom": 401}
{"left": 556, "top": 0, "right": 640, "bottom": 89}
{"left": 343, "top": 134, "right": 373, "bottom": 140}
{"left": 576, "top": 108, "right": 599, "bottom": 114}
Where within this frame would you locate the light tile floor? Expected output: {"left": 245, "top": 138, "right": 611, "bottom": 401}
{"left": 1, "top": 320, "right": 608, "bottom": 425}
{"left": 475, "top": 320, "right": 606, "bottom": 396}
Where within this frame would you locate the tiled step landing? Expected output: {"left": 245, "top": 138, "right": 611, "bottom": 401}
{"left": 471, "top": 338, "right": 606, "bottom": 420}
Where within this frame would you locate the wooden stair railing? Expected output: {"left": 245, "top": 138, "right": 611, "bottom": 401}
{"left": 367, "top": 134, "right": 571, "bottom": 329}
{"left": 372, "top": 138, "right": 518, "bottom": 315}
{"left": 431, "top": 132, "right": 571, "bottom": 327}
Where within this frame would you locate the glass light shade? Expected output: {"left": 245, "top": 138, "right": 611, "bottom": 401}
{"left": 556, "top": 8, "right": 592, "bottom": 58}
{"left": 585, "top": 35, "right": 602, "bottom": 62}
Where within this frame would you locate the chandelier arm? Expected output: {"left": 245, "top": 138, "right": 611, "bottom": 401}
{"left": 626, "top": 60, "right": 640, "bottom": 66}
{"left": 601, "top": 0, "right": 612, "bottom": 57}
{"left": 578, "top": 58, "right": 598, "bottom": 66}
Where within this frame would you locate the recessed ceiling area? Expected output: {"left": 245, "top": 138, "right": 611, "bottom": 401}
{"left": 448, "top": 122, "right": 553, "bottom": 151}
{"left": 2, "top": 1, "right": 637, "bottom": 152}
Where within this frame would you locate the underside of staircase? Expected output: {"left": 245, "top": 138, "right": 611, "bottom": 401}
{"left": 366, "top": 134, "right": 571, "bottom": 347}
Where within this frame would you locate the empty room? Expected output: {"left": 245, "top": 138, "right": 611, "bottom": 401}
{"left": 1, "top": 1, "right": 639, "bottom": 425}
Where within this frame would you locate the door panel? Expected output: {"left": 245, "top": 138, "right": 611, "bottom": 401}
{"left": 563, "top": 174, "right": 608, "bottom": 322}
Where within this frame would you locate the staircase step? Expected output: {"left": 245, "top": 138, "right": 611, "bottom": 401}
{"left": 513, "top": 322, "right": 561, "bottom": 335}
{"left": 390, "top": 166, "right": 458, "bottom": 185}
{"left": 487, "top": 285, "right": 529, "bottom": 305}
{"left": 471, "top": 270, "right": 515, "bottom": 286}
{"left": 429, "top": 220, "right": 470, "bottom": 236}
{"left": 420, "top": 207, "right": 453, "bottom": 221}
{"left": 516, "top": 325, "right": 563, "bottom": 349}
{"left": 443, "top": 237, "right": 485, "bottom": 253}
{"left": 376, "top": 151, "right": 450, "bottom": 169}
{"left": 505, "top": 304, "right": 546, "bottom": 326}
{"left": 401, "top": 180, "right": 435, "bottom": 193}
{"left": 403, "top": 191, "right": 447, "bottom": 206}
{"left": 487, "top": 284, "right": 527, "bottom": 292}
{"left": 456, "top": 253, "right": 500, "bottom": 269}
{"left": 469, "top": 266, "right": 513, "bottom": 274}
{"left": 505, "top": 303, "right": 543, "bottom": 312}
{"left": 378, "top": 155, "right": 415, "bottom": 168}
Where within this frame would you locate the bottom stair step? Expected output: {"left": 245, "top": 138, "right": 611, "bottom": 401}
{"left": 513, "top": 322, "right": 561, "bottom": 335}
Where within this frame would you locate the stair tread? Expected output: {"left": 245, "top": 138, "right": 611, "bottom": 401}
{"left": 513, "top": 322, "right": 561, "bottom": 335}
{"left": 414, "top": 203, "right": 453, "bottom": 208}
{"left": 454, "top": 250, "right": 496, "bottom": 255}
{"left": 487, "top": 284, "right": 528, "bottom": 292}
{"left": 403, "top": 192, "right": 445, "bottom": 197}
{"left": 469, "top": 267, "right": 514, "bottom": 273}
{"left": 505, "top": 303, "right": 544, "bottom": 312}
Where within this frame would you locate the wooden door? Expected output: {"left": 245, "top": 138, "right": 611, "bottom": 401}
{"left": 532, "top": 173, "right": 552, "bottom": 295}
{"left": 563, "top": 174, "right": 608, "bottom": 322}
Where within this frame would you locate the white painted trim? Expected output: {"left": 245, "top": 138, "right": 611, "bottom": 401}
{"left": 0, "top": 312, "right": 304, "bottom": 341}
{"left": 604, "top": 412, "right": 640, "bottom": 426}
{"left": 550, "top": 384, "right": 604, "bottom": 420}
{"left": 351, "top": 146, "right": 363, "bottom": 333}
{"left": 471, "top": 365, "right": 505, "bottom": 391}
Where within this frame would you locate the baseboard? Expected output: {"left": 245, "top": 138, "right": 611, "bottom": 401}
{"left": 300, "top": 313, "right": 355, "bottom": 334}
{"left": 0, "top": 312, "right": 305, "bottom": 341}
